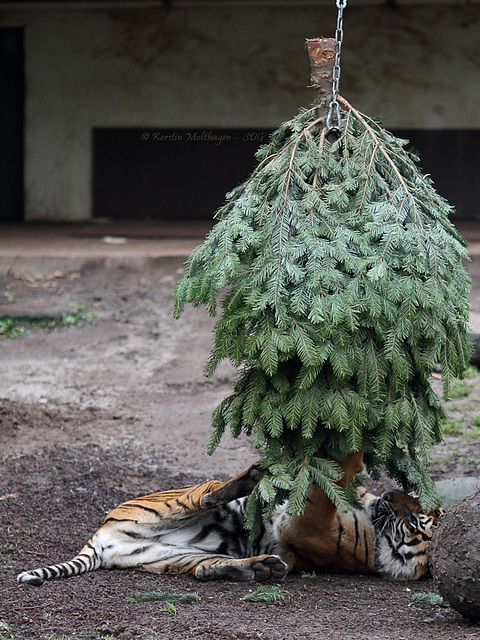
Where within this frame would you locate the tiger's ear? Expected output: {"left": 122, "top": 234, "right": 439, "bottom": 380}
{"left": 430, "top": 507, "right": 445, "bottom": 519}
{"left": 200, "top": 464, "right": 262, "bottom": 509}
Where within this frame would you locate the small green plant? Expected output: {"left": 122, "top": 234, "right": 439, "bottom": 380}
{"left": 242, "top": 585, "right": 287, "bottom": 604}
{"left": 450, "top": 379, "right": 475, "bottom": 399}
{"left": 442, "top": 419, "right": 464, "bottom": 436}
{"left": 471, "top": 414, "right": 480, "bottom": 426}
{"left": 442, "top": 417, "right": 480, "bottom": 439}
{"left": 0, "top": 621, "right": 15, "bottom": 639}
{"left": 60, "top": 302, "right": 98, "bottom": 326}
{"left": 409, "top": 592, "right": 450, "bottom": 608}
{"left": 468, "top": 427, "right": 480, "bottom": 439}
{"left": 0, "top": 317, "right": 23, "bottom": 338}
{"left": 0, "top": 302, "right": 99, "bottom": 339}
{"left": 301, "top": 570, "right": 318, "bottom": 578}
{"left": 126, "top": 590, "right": 200, "bottom": 605}
{"left": 464, "top": 365, "right": 478, "bottom": 379}
{"left": 158, "top": 603, "right": 177, "bottom": 615}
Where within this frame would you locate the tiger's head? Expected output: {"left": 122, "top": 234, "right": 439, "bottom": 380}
{"left": 366, "top": 490, "right": 444, "bottom": 581}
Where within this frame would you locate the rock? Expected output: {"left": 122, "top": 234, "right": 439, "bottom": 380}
{"left": 469, "top": 331, "right": 480, "bottom": 365}
{"left": 435, "top": 477, "right": 480, "bottom": 510}
{"left": 429, "top": 489, "right": 480, "bottom": 622}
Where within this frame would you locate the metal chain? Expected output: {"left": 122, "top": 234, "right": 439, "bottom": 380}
{"left": 326, "top": 0, "right": 347, "bottom": 134}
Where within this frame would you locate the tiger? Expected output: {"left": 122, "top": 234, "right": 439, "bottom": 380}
{"left": 17, "top": 451, "right": 443, "bottom": 586}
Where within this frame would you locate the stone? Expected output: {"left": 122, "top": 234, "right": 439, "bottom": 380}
{"left": 435, "top": 477, "right": 480, "bottom": 510}
{"left": 429, "top": 489, "right": 480, "bottom": 622}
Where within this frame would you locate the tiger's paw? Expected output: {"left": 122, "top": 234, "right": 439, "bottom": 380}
{"left": 252, "top": 555, "right": 288, "bottom": 582}
{"left": 194, "top": 555, "right": 288, "bottom": 582}
{"left": 200, "top": 464, "right": 262, "bottom": 509}
{"left": 17, "top": 571, "right": 45, "bottom": 586}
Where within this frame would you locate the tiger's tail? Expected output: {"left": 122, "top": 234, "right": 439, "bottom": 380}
{"left": 17, "top": 539, "right": 102, "bottom": 586}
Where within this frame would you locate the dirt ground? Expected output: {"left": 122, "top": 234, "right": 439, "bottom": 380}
{"left": 1, "top": 251, "right": 480, "bottom": 640}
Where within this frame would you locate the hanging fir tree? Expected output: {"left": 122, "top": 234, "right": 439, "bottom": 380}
{"left": 174, "top": 37, "right": 471, "bottom": 531}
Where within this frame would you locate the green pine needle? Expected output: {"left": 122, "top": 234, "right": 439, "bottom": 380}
{"left": 242, "top": 586, "right": 287, "bottom": 604}
{"left": 409, "top": 592, "right": 450, "bottom": 608}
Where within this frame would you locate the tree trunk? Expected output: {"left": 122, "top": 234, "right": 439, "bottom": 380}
{"left": 306, "top": 37, "right": 336, "bottom": 109}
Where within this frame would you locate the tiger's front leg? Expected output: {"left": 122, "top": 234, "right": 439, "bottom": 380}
{"left": 138, "top": 552, "right": 287, "bottom": 582}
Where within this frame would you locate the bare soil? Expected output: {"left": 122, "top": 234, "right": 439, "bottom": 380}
{"left": 1, "top": 254, "right": 480, "bottom": 640}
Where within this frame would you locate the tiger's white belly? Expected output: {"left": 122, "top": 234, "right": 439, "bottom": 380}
{"left": 97, "top": 497, "right": 285, "bottom": 570}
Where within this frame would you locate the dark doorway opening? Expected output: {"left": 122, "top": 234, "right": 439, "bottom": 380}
{"left": 394, "top": 129, "right": 480, "bottom": 223}
{"left": 93, "top": 127, "right": 479, "bottom": 222}
{"left": 93, "top": 128, "right": 270, "bottom": 221}
{"left": 0, "top": 28, "right": 24, "bottom": 222}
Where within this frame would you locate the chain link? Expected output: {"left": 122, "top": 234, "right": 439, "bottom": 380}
{"left": 326, "top": 0, "right": 347, "bottom": 133}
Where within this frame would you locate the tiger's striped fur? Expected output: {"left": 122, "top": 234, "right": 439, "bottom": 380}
{"left": 17, "top": 452, "right": 443, "bottom": 586}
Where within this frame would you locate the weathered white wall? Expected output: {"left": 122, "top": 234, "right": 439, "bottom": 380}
{"left": 0, "top": 3, "right": 479, "bottom": 221}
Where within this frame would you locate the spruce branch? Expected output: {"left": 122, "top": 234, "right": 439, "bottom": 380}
{"left": 174, "top": 76, "right": 471, "bottom": 526}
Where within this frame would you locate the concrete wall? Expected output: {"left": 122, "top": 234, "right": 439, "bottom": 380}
{"left": 1, "top": 2, "right": 479, "bottom": 221}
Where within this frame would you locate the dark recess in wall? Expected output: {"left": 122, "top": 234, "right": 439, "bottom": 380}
{"left": 93, "top": 128, "right": 479, "bottom": 221}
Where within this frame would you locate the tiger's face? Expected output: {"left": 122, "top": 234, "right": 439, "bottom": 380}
{"left": 366, "top": 490, "right": 444, "bottom": 581}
